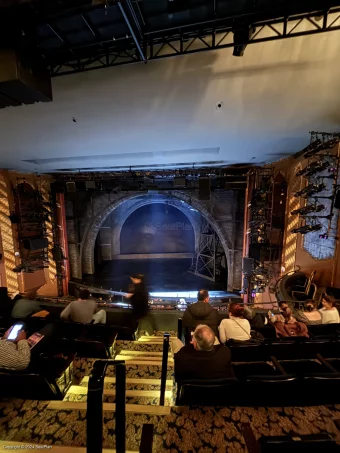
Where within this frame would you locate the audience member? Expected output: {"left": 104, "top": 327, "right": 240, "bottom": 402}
{"left": 182, "top": 290, "right": 220, "bottom": 337}
{"left": 173, "top": 324, "right": 233, "bottom": 384}
{"left": 319, "top": 294, "right": 340, "bottom": 324}
{"left": 218, "top": 302, "right": 251, "bottom": 343}
{"left": 295, "top": 299, "right": 322, "bottom": 325}
{"left": 11, "top": 292, "right": 41, "bottom": 318}
{"left": 126, "top": 274, "right": 156, "bottom": 334}
{"left": 278, "top": 300, "right": 290, "bottom": 314}
{"left": 0, "top": 326, "right": 30, "bottom": 370}
{"left": 60, "top": 290, "right": 106, "bottom": 324}
{"left": 243, "top": 306, "right": 268, "bottom": 328}
{"left": 273, "top": 308, "right": 309, "bottom": 337}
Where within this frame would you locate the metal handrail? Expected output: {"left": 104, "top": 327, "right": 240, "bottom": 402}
{"left": 177, "top": 318, "right": 183, "bottom": 341}
{"left": 87, "top": 359, "right": 126, "bottom": 453}
{"left": 159, "top": 333, "right": 170, "bottom": 406}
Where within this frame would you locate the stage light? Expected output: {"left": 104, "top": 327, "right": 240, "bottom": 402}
{"left": 291, "top": 224, "right": 322, "bottom": 234}
{"left": 296, "top": 160, "right": 330, "bottom": 177}
{"left": 233, "top": 26, "right": 254, "bottom": 57}
{"left": 291, "top": 204, "right": 325, "bottom": 216}
{"left": 293, "top": 139, "right": 322, "bottom": 159}
{"left": 294, "top": 183, "right": 326, "bottom": 198}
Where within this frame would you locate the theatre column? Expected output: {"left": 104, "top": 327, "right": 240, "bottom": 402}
{"left": 0, "top": 172, "right": 20, "bottom": 295}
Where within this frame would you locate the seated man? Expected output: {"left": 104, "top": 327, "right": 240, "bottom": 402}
{"left": 173, "top": 324, "right": 233, "bottom": 385}
{"left": 182, "top": 289, "right": 220, "bottom": 338}
{"left": 60, "top": 289, "right": 106, "bottom": 324}
{"left": 11, "top": 292, "right": 41, "bottom": 318}
{"left": 0, "top": 326, "right": 30, "bottom": 370}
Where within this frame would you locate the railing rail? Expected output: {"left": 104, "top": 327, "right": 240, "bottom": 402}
{"left": 177, "top": 318, "right": 183, "bottom": 341}
{"left": 87, "top": 359, "right": 126, "bottom": 453}
{"left": 159, "top": 333, "right": 170, "bottom": 406}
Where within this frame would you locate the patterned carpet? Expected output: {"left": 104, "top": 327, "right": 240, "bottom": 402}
{"left": 1, "top": 399, "right": 340, "bottom": 452}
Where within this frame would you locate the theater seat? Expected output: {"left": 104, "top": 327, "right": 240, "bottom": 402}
{"left": 74, "top": 338, "right": 111, "bottom": 358}
{"left": 177, "top": 378, "right": 239, "bottom": 406}
{"left": 229, "top": 342, "right": 267, "bottom": 362}
{"left": 0, "top": 369, "right": 64, "bottom": 400}
{"left": 308, "top": 324, "right": 340, "bottom": 339}
{"left": 278, "top": 359, "right": 331, "bottom": 376}
{"left": 259, "top": 433, "right": 339, "bottom": 453}
{"left": 267, "top": 339, "right": 330, "bottom": 360}
{"left": 233, "top": 362, "right": 279, "bottom": 379}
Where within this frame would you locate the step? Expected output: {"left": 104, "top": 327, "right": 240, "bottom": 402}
{"left": 0, "top": 441, "right": 137, "bottom": 453}
{"left": 116, "top": 341, "right": 164, "bottom": 351}
{"left": 115, "top": 354, "right": 174, "bottom": 363}
{"left": 81, "top": 376, "right": 173, "bottom": 386}
{"left": 68, "top": 385, "right": 173, "bottom": 399}
{"left": 119, "top": 350, "right": 169, "bottom": 357}
{"left": 138, "top": 336, "right": 177, "bottom": 341}
{"left": 47, "top": 401, "right": 171, "bottom": 415}
{"left": 80, "top": 376, "right": 174, "bottom": 391}
{"left": 115, "top": 355, "right": 174, "bottom": 367}
{"left": 64, "top": 385, "right": 173, "bottom": 405}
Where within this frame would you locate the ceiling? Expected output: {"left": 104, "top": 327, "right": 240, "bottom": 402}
{"left": 1, "top": 3, "right": 340, "bottom": 173}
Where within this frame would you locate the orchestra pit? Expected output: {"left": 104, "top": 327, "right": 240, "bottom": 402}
{"left": 1, "top": 1, "right": 340, "bottom": 452}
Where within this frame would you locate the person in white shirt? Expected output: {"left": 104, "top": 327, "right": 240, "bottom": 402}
{"left": 0, "top": 328, "right": 30, "bottom": 370}
{"left": 319, "top": 294, "right": 340, "bottom": 324}
{"left": 219, "top": 302, "right": 251, "bottom": 343}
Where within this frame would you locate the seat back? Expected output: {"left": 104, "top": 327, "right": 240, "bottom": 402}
{"left": 308, "top": 324, "right": 340, "bottom": 338}
{"left": 268, "top": 339, "right": 330, "bottom": 360}
{"left": 0, "top": 369, "right": 63, "bottom": 400}
{"left": 259, "top": 434, "right": 339, "bottom": 453}
{"left": 74, "top": 338, "right": 110, "bottom": 358}
{"left": 229, "top": 342, "right": 267, "bottom": 362}
{"left": 177, "top": 378, "right": 238, "bottom": 406}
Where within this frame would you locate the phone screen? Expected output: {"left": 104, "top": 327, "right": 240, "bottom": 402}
{"left": 7, "top": 323, "right": 24, "bottom": 340}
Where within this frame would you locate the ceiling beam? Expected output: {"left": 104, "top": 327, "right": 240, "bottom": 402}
{"left": 117, "top": 0, "right": 146, "bottom": 62}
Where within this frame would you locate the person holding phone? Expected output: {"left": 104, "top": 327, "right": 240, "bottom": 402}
{"left": 0, "top": 324, "right": 31, "bottom": 370}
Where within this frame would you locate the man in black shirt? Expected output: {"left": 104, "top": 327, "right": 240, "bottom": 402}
{"left": 182, "top": 289, "right": 220, "bottom": 339}
{"left": 173, "top": 324, "right": 233, "bottom": 385}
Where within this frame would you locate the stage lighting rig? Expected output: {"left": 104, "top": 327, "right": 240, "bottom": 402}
{"left": 296, "top": 160, "right": 331, "bottom": 178}
{"left": 291, "top": 224, "right": 322, "bottom": 234}
{"left": 233, "top": 25, "right": 255, "bottom": 57}
{"left": 294, "top": 183, "right": 326, "bottom": 198}
{"left": 291, "top": 204, "right": 325, "bottom": 216}
{"left": 293, "top": 139, "right": 322, "bottom": 159}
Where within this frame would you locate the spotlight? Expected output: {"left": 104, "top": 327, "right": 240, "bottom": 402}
{"left": 233, "top": 25, "right": 254, "bottom": 57}
{"left": 296, "top": 160, "right": 330, "bottom": 177}
{"left": 293, "top": 139, "right": 322, "bottom": 159}
{"left": 321, "top": 137, "right": 340, "bottom": 151}
{"left": 291, "top": 224, "right": 322, "bottom": 234}
{"left": 291, "top": 204, "right": 325, "bottom": 216}
{"left": 294, "top": 183, "right": 326, "bottom": 198}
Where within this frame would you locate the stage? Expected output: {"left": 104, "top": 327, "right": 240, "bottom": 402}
{"left": 78, "top": 258, "right": 231, "bottom": 294}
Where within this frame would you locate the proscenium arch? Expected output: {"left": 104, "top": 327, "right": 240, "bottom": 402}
{"left": 119, "top": 202, "right": 196, "bottom": 254}
{"left": 80, "top": 191, "right": 233, "bottom": 287}
{"left": 107, "top": 196, "right": 201, "bottom": 255}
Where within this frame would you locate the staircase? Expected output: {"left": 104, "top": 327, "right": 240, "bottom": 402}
{"left": 48, "top": 334, "right": 176, "bottom": 411}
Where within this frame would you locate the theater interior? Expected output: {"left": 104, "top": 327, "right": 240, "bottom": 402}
{"left": 1, "top": 0, "right": 340, "bottom": 452}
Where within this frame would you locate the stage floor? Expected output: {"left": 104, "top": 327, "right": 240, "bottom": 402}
{"left": 80, "top": 258, "right": 230, "bottom": 294}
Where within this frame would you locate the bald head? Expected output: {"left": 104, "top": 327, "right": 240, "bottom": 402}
{"left": 193, "top": 324, "right": 215, "bottom": 351}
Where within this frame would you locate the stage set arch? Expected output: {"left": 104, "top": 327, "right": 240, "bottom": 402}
{"left": 66, "top": 190, "right": 244, "bottom": 292}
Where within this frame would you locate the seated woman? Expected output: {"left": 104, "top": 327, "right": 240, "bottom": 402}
{"left": 218, "top": 303, "right": 251, "bottom": 343}
{"left": 272, "top": 308, "right": 309, "bottom": 338}
{"left": 319, "top": 294, "right": 340, "bottom": 324}
{"left": 295, "top": 299, "right": 322, "bottom": 325}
